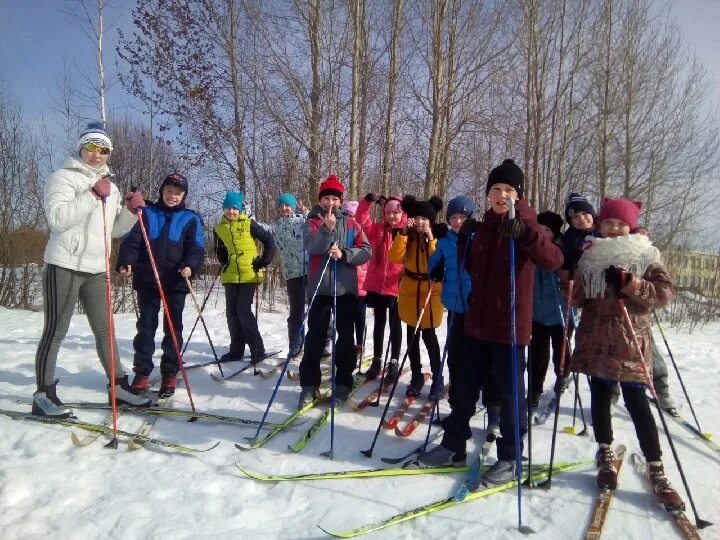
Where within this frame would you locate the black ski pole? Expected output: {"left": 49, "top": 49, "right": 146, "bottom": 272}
{"left": 652, "top": 310, "right": 705, "bottom": 434}
{"left": 539, "top": 274, "right": 575, "bottom": 490}
{"left": 370, "top": 331, "right": 393, "bottom": 407}
{"left": 524, "top": 344, "right": 534, "bottom": 488}
{"left": 321, "top": 259, "right": 339, "bottom": 459}
{"left": 182, "top": 266, "right": 221, "bottom": 357}
{"left": 361, "top": 282, "right": 435, "bottom": 458}
{"left": 185, "top": 277, "right": 224, "bottom": 378}
{"left": 619, "top": 300, "right": 712, "bottom": 529}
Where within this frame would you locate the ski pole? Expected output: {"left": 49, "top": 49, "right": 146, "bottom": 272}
{"left": 539, "top": 275, "right": 575, "bottom": 489}
{"left": 524, "top": 343, "right": 534, "bottom": 488}
{"left": 100, "top": 194, "right": 119, "bottom": 448}
{"left": 506, "top": 198, "right": 534, "bottom": 534}
{"left": 321, "top": 259, "right": 339, "bottom": 459}
{"left": 136, "top": 207, "right": 196, "bottom": 412}
{"left": 361, "top": 280, "right": 436, "bottom": 458}
{"left": 652, "top": 310, "right": 705, "bottom": 435}
{"left": 370, "top": 329, "right": 393, "bottom": 407}
{"left": 184, "top": 277, "right": 224, "bottom": 378}
{"left": 182, "top": 266, "right": 222, "bottom": 357}
{"left": 357, "top": 316, "right": 368, "bottom": 375}
{"left": 245, "top": 254, "right": 332, "bottom": 443}
{"left": 619, "top": 299, "right": 712, "bottom": 529}
{"left": 253, "top": 271, "right": 261, "bottom": 376}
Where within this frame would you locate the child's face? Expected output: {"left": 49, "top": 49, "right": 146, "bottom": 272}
{"left": 319, "top": 195, "right": 341, "bottom": 213}
{"left": 278, "top": 204, "right": 294, "bottom": 217}
{"left": 570, "top": 211, "right": 594, "bottom": 231}
{"left": 599, "top": 218, "right": 630, "bottom": 238}
{"left": 448, "top": 213, "right": 467, "bottom": 233}
{"left": 224, "top": 207, "right": 240, "bottom": 220}
{"left": 538, "top": 224, "right": 555, "bottom": 241}
{"left": 488, "top": 183, "right": 518, "bottom": 215}
{"left": 384, "top": 207, "right": 403, "bottom": 226}
{"left": 413, "top": 216, "right": 430, "bottom": 231}
{"left": 163, "top": 185, "right": 185, "bottom": 207}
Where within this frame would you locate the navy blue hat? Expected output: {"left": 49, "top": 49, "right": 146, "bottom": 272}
{"left": 159, "top": 173, "right": 188, "bottom": 201}
{"left": 564, "top": 192, "right": 596, "bottom": 224}
{"left": 445, "top": 196, "right": 475, "bottom": 223}
{"left": 537, "top": 211, "right": 564, "bottom": 239}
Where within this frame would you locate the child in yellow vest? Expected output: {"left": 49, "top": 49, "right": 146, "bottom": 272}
{"left": 214, "top": 192, "right": 276, "bottom": 363}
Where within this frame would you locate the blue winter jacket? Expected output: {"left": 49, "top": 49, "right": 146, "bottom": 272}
{"left": 118, "top": 200, "right": 205, "bottom": 293}
{"left": 532, "top": 267, "right": 566, "bottom": 327}
{"left": 428, "top": 230, "right": 472, "bottom": 314}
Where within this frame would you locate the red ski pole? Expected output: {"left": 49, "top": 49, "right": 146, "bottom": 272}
{"left": 136, "top": 207, "right": 196, "bottom": 412}
{"left": 100, "top": 195, "right": 120, "bottom": 448}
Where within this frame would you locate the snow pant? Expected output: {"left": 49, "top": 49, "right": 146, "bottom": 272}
{"left": 355, "top": 296, "right": 367, "bottom": 347}
{"left": 529, "top": 321, "right": 570, "bottom": 399}
{"left": 590, "top": 377, "right": 661, "bottom": 461}
{"left": 446, "top": 312, "right": 464, "bottom": 407}
{"left": 224, "top": 283, "right": 265, "bottom": 361}
{"left": 441, "top": 337, "right": 527, "bottom": 460}
{"left": 366, "top": 292, "right": 402, "bottom": 360}
{"left": 407, "top": 324, "right": 441, "bottom": 377}
{"left": 35, "top": 264, "right": 124, "bottom": 388}
{"left": 300, "top": 294, "right": 357, "bottom": 389}
{"left": 286, "top": 275, "right": 306, "bottom": 351}
{"left": 132, "top": 288, "right": 186, "bottom": 376}
{"left": 651, "top": 337, "right": 676, "bottom": 409}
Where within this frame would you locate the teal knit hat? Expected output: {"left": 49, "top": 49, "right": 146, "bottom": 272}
{"left": 223, "top": 191, "right": 244, "bottom": 210}
{"left": 276, "top": 192, "right": 297, "bottom": 212}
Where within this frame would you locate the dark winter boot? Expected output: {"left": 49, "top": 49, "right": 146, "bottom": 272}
{"left": 158, "top": 373, "right": 178, "bottom": 399}
{"left": 111, "top": 376, "right": 153, "bottom": 407}
{"left": 486, "top": 405, "right": 501, "bottom": 436}
{"left": 595, "top": 443, "right": 618, "bottom": 490}
{"left": 406, "top": 371, "right": 426, "bottom": 397}
{"left": 298, "top": 386, "right": 320, "bottom": 410}
{"left": 648, "top": 461, "right": 685, "bottom": 511}
{"left": 429, "top": 373, "right": 445, "bottom": 402}
{"left": 385, "top": 360, "right": 399, "bottom": 384}
{"left": 364, "top": 357, "right": 382, "bottom": 380}
{"left": 334, "top": 385, "right": 351, "bottom": 402}
{"left": 32, "top": 383, "right": 73, "bottom": 418}
{"left": 131, "top": 373, "right": 150, "bottom": 393}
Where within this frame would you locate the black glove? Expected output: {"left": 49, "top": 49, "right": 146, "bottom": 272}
{"left": 459, "top": 217, "right": 480, "bottom": 236}
{"left": 498, "top": 218, "right": 529, "bottom": 239}
{"left": 376, "top": 195, "right": 387, "bottom": 206}
{"left": 251, "top": 257, "right": 265, "bottom": 273}
{"left": 429, "top": 264, "right": 444, "bottom": 282}
{"left": 604, "top": 265, "right": 632, "bottom": 294}
{"left": 364, "top": 193, "right": 376, "bottom": 202}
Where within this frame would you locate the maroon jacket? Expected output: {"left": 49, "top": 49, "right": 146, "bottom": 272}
{"left": 463, "top": 200, "right": 563, "bottom": 346}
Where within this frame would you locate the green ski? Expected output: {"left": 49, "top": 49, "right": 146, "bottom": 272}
{"left": 317, "top": 459, "right": 593, "bottom": 538}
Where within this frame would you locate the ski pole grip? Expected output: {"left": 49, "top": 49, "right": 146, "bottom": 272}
{"left": 507, "top": 196, "right": 516, "bottom": 220}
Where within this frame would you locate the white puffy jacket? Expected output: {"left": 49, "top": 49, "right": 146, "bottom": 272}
{"left": 43, "top": 157, "right": 136, "bottom": 274}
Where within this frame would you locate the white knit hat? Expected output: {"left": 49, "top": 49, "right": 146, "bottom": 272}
{"left": 77, "top": 121, "right": 113, "bottom": 154}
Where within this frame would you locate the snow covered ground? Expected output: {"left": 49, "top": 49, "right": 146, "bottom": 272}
{"left": 0, "top": 298, "right": 718, "bottom": 539}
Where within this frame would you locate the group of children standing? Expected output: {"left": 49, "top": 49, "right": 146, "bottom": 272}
{"left": 39, "top": 122, "right": 683, "bottom": 510}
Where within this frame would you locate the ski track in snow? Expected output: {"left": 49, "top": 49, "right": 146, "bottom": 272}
{"left": 0, "top": 304, "right": 718, "bottom": 539}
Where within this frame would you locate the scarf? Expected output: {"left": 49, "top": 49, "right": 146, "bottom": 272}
{"left": 578, "top": 234, "right": 661, "bottom": 299}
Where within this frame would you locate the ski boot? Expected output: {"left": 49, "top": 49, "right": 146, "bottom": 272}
{"left": 334, "top": 385, "right": 351, "bottom": 402}
{"left": 407, "top": 445, "right": 466, "bottom": 469}
{"left": 32, "top": 382, "right": 73, "bottom": 418}
{"left": 595, "top": 443, "right": 618, "bottom": 489}
{"left": 364, "top": 357, "right": 382, "bottom": 380}
{"left": 406, "top": 371, "right": 425, "bottom": 397}
{"left": 482, "top": 460, "right": 515, "bottom": 484}
{"left": 486, "top": 405, "right": 500, "bottom": 436}
{"left": 111, "top": 376, "right": 153, "bottom": 407}
{"left": 298, "top": 386, "right": 320, "bottom": 410}
{"left": 130, "top": 373, "right": 150, "bottom": 393}
{"left": 648, "top": 461, "right": 685, "bottom": 511}
{"left": 385, "top": 360, "right": 399, "bottom": 384}
{"left": 158, "top": 373, "right": 177, "bottom": 399}
{"left": 429, "top": 374, "right": 445, "bottom": 402}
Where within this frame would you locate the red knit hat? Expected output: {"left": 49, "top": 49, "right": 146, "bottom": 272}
{"left": 598, "top": 197, "right": 642, "bottom": 229}
{"left": 318, "top": 173, "right": 345, "bottom": 200}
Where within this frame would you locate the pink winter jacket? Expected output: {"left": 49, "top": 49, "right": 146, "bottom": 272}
{"left": 355, "top": 198, "right": 406, "bottom": 297}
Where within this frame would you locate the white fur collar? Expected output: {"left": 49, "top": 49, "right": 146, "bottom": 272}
{"left": 578, "top": 234, "right": 661, "bottom": 299}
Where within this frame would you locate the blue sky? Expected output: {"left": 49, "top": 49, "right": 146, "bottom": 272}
{"left": 0, "top": 0, "right": 718, "bottom": 138}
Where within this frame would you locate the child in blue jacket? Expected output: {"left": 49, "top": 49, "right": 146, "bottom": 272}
{"left": 529, "top": 211, "right": 568, "bottom": 407}
{"left": 118, "top": 174, "right": 205, "bottom": 398}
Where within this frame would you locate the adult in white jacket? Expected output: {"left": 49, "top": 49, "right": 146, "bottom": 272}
{"left": 33, "top": 121, "right": 151, "bottom": 417}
